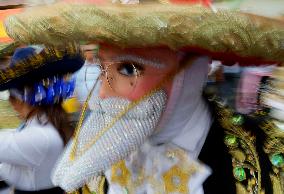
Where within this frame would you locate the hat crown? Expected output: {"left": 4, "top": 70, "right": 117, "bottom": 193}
{"left": 10, "top": 47, "right": 36, "bottom": 67}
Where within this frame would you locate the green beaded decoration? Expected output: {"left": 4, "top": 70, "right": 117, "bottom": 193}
{"left": 233, "top": 167, "right": 246, "bottom": 181}
{"left": 224, "top": 135, "right": 238, "bottom": 147}
{"left": 270, "top": 153, "right": 284, "bottom": 167}
{"left": 231, "top": 115, "right": 244, "bottom": 126}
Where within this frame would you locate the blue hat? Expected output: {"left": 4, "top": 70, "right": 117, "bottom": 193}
{"left": 0, "top": 44, "right": 84, "bottom": 91}
{"left": 0, "top": 44, "right": 84, "bottom": 105}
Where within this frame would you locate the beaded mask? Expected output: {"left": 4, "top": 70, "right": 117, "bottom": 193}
{"left": 52, "top": 89, "right": 167, "bottom": 192}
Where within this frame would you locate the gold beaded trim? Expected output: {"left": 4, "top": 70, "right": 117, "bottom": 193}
{"left": 0, "top": 43, "right": 81, "bottom": 85}
{"left": 213, "top": 99, "right": 263, "bottom": 194}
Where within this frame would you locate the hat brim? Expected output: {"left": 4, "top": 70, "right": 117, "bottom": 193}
{"left": 0, "top": 45, "right": 84, "bottom": 91}
{"left": 0, "top": 42, "right": 19, "bottom": 59}
{"left": 4, "top": 3, "right": 284, "bottom": 65}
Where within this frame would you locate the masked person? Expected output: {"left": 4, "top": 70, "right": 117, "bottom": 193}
{"left": 3, "top": 3, "right": 284, "bottom": 194}
{"left": 74, "top": 44, "right": 101, "bottom": 105}
{"left": 0, "top": 45, "right": 84, "bottom": 194}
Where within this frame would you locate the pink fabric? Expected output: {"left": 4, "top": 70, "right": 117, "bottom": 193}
{"left": 236, "top": 68, "right": 272, "bottom": 114}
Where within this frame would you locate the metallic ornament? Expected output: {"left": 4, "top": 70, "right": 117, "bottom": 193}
{"left": 166, "top": 151, "right": 176, "bottom": 160}
{"left": 233, "top": 167, "right": 246, "bottom": 182}
{"left": 163, "top": 165, "right": 191, "bottom": 194}
{"left": 229, "top": 149, "right": 246, "bottom": 163}
{"left": 231, "top": 115, "right": 244, "bottom": 126}
{"left": 224, "top": 135, "right": 238, "bottom": 147}
{"left": 270, "top": 153, "right": 284, "bottom": 167}
{"left": 111, "top": 161, "right": 130, "bottom": 187}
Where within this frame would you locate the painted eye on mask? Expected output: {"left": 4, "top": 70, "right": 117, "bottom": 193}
{"left": 117, "top": 62, "right": 144, "bottom": 77}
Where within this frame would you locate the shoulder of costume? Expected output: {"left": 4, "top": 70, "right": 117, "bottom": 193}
{"left": 203, "top": 86, "right": 284, "bottom": 194}
{"left": 86, "top": 142, "right": 210, "bottom": 194}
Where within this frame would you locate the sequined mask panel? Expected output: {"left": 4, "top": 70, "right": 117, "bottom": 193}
{"left": 52, "top": 90, "right": 167, "bottom": 192}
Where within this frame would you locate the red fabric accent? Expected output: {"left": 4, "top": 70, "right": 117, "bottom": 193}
{"left": 0, "top": 8, "right": 22, "bottom": 21}
{"left": 0, "top": 37, "right": 12, "bottom": 43}
{"left": 0, "top": 8, "right": 23, "bottom": 43}
{"left": 179, "top": 46, "right": 280, "bottom": 66}
{"left": 98, "top": 42, "right": 281, "bottom": 66}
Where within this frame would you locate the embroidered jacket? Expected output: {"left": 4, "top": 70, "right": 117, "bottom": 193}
{"left": 79, "top": 99, "right": 283, "bottom": 194}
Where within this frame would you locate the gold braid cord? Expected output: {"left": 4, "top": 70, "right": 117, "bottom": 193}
{"left": 4, "top": 3, "right": 284, "bottom": 63}
{"left": 212, "top": 96, "right": 284, "bottom": 194}
{"left": 258, "top": 116, "right": 284, "bottom": 193}
{"left": 258, "top": 67, "right": 284, "bottom": 193}
{"left": 214, "top": 101, "right": 263, "bottom": 194}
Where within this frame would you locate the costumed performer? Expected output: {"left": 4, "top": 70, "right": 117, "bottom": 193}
{"left": 3, "top": 3, "right": 284, "bottom": 194}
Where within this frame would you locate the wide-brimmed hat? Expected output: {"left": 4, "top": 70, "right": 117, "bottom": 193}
{"left": 0, "top": 43, "right": 84, "bottom": 91}
{"left": 3, "top": 3, "right": 284, "bottom": 65}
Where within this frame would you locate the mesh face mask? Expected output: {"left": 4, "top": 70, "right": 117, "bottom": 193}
{"left": 52, "top": 89, "right": 167, "bottom": 192}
